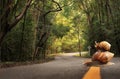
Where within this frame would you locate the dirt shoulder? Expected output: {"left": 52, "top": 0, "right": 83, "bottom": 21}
{"left": 0, "top": 57, "right": 54, "bottom": 68}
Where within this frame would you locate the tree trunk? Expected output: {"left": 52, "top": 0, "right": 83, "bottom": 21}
{"left": 0, "top": 0, "right": 32, "bottom": 45}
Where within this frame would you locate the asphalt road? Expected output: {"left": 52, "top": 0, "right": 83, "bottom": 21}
{"left": 0, "top": 53, "right": 120, "bottom": 79}
{"left": 100, "top": 57, "right": 120, "bottom": 79}
{"left": 0, "top": 53, "right": 89, "bottom": 79}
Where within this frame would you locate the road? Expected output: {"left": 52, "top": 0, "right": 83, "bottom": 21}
{"left": 0, "top": 53, "right": 89, "bottom": 79}
{"left": 100, "top": 57, "right": 120, "bottom": 79}
{"left": 0, "top": 52, "right": 120, "bottom": 79}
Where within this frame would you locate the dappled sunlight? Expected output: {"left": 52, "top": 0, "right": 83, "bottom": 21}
{"left": 62, "top": 52, "right": 80, "bottom": 56}
{"left": 74, "top": 51, "right": 90, "bottom": 58}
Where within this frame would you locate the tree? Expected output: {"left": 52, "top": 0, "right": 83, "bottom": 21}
{"left": 0, "top": 0, "right": 32, "bottom": 61}
{"left": 32, "top": 0, "right": 62, "bottom": 60}
{"left": 76, "top": 0, "right": 120, "bottom": 55}
{"left": 0, "top": 0, "right": 32, "bottom": 45}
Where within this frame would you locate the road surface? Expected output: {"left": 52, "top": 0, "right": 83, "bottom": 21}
{"left": 0, "top": 52, "right": 120, "bottom": 79}
{"left": 0, "top": 53, "right": 89, "bottom": 79}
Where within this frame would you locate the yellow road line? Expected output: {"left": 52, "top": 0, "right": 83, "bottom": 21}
{"left": 82, "top": 66, "right": 101, "bottom": 79}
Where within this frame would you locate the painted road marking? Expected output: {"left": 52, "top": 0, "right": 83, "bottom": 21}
{"left": 82, "top": 66, "right": 101, "bottom": 79}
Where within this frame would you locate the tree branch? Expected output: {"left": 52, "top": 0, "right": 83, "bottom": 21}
{"left": 0, "top": 0, "right": 12, "bottom": 23}
{"left": 43, "top": 0, "right": 62, "bottom": 17}
{"left": 34, "top": 0, "right": 72, "bottom": 15}
{"left": 9, "top": 0, "right": 32, "bottom": 30}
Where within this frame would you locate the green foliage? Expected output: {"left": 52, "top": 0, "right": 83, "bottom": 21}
{"left": 1, "top": 0, "right": 120, "bottom": 62}
{"left": 1, "top": 11, "right": 35, "bottom": 61}
{"left": 48, "top": 0, "right": 88, "bottom": 53}
{"left": 77, "top": 0, "right": 120, "bottom": 55}
{"left": 51, "top": 24, "right": 70, "bottom": 38}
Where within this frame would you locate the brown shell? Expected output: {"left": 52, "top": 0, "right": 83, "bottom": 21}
{"left": 92, "top": 51, "right": 114, "bottom": 63}
{"left": 95, "top": 41, "right": 111, "bottom": 51}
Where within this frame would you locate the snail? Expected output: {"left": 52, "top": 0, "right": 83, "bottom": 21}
{"left": 92, "top": 41, "right": 114, "bottom": 64}
{"left": 92, "top": 51, "right": 114, "bottom": 63}
{"left": 95, "top": 41, "right": 111, "bottom": 51}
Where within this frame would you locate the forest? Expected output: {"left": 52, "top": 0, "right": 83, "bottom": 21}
{"left": 0, "top": 0, "right": 120, "bottom": 62}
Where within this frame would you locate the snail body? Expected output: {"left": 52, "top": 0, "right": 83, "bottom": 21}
{"left": 92, "top": 51, "right": 114, "bottom": 63}
{"left": 92, "top": 41, "right": 114, "bottom": 63}
{"left": 95, "top": 41, "right": 111, "bottom": 51}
